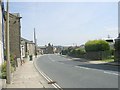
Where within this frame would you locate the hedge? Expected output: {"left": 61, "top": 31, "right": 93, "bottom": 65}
{"left": 85, "top": 40, "right": 110, "bottom": 52}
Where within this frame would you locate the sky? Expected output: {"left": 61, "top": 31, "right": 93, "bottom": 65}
{"left": 8, "top": 1, "right": 118, "bottom": 46}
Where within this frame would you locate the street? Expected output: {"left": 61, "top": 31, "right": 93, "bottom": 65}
{"left": 35, "top": 54, "right": 119, "bottom": 88}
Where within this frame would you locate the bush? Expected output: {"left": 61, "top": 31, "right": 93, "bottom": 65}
{"left": 61, "top": 49, "right": 68, "bottom": 55}
{"left": 0, "top": 62, "right": 7, "bottom": 79}
{"left": 68, "top": 48, "right": 86, "bottom": 58}
{"left": 109, "top": 48, "right": 115, "bottom": 55}
{"left": 68, "top": 49, "right": 76, "bottom": 56}
{"left": 0, "top": 61, "right": 14, "bottom": 79}
{"left": 0, "top": 54, "right": 15, "bottom": 79}
{"left": 10, "top": 55, "right": 15, "bottom": 68}
{"left": 75, "top": 48, "right": 86, "bottom": 55}
{"left": 85, "top": 40, "right": 110, "bottom": 52}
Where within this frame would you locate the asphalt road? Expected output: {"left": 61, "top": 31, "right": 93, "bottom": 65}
{"left": 35, "top": 54, "right": 119, "bottom": 88}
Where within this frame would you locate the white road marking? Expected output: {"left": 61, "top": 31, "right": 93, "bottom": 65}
{"left": 67, "top": 59, "right": 72, "bottom": 60}
{"left": 74, "top": 66, "right": 90, "bottom": 70}
{"left": 103, "top": 71, "right": 119, "bottom": 76}
{"left": 75, "top": 66, "right": 80, "bottom": 68}
{"left": 74, "top": 66, "right": 119, "bottom": 76}
{"left": 34, "top": 59, "right": 63, "bottom": 89}
{"left": 48, "top": 55, "right": 119, "bottom": 76}
{"left": 48, "top": 56, "right": 55, "bottom": 62}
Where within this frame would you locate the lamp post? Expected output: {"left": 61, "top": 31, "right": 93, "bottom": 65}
{"left": 6, "top": 0, "right": 11, "bottom": 84}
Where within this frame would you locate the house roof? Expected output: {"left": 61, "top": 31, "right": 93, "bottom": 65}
{"left": 4, "top": 12, "right": 22, "bottom": 20}
{"left": 21, "top": 37, "right": 35, "bottom": 44}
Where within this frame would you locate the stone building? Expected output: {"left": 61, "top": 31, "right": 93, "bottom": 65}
{"left": 9, "top": 13, "right": 22, "bottom": 58}
{"left": 53, "top": 46, "right": 63, "bottom": 54}
{"left": 46, "top": 43, "right": 54, "bottom": 54}
{"left": 4, "top": 12, "right": 22, "bottom": 59}
{"left": 21, "top": 37, "right": 35, "bottom": 58}
{"left": 39, "top": 43, "right": 54, "bottom": 54}
{"left": 39, "top": 46, "right": 47, "bottom": 54}
{"left": 36, "top": 46, "right": 43, "bottom": 55}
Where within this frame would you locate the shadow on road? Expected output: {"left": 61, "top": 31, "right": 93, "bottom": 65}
{"left": 59, "top": 55, "right": 120, "bottom": 72}
{"left": 77, "top": 63, "right": 119, "bottom": 72}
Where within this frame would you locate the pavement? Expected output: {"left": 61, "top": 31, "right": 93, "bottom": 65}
{"left": 6, "top": 56, "right": 53, "bottom": 88}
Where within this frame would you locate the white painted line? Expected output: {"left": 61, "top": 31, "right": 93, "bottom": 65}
{"left": 34, "top": 58, "right": 63, "bottom": 89}
{"left": 103, "top": 71, "right": 119, "bottom": 76}
{"left": 48, "top": 56, "right": 56, "bottom": 62}
{"left": 67, "top": 59, "right": 72, "bottom": 60}
{"left": 79, "top": 67, "right": 90, "bottom": 70}
{"left": 74, "top": 66, "right": 119, "bottom": 76}
{"left": 74, "top": 66, "right": 90, "bottom": 70}
{"left": 75, "top": 66, "right": 80, "bottom": 68}
{"left": 54, "top": 83, "right": 62, "bottom": 88}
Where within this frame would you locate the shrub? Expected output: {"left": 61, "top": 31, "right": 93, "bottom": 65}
{"left": 0, "top": 62, "right": 7, "bottom": 79}
{"left": 0, "top": 61, "right": 14, "bottom": 79}
{"left": 0, "top": 55, "right": 15, "bottom": 79}
{"left": 75, "top": 48, "right": 86, "bottom": 55}
{"left": 85, "top": 40, "right": 110, "bottom": 52}
{"left": 68, "top": 49, "right": 76, "bottom": 56}
{"left": 110, "top": 48, "right": 115, "bottom": 55}
{"left": 68, "top": 48, "right": 86, "bottom": 58}
{"left": 10, "top": 55, "right": 15, "bottom": 68}
{"left": 61, "top": 49, "right": 68, "bottom": 55}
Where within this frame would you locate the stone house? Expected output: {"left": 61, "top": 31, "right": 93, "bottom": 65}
{"left": 4, "top": 12, "right": 22, "bottom": 59}
{"left": 46, "top": 43, "right": 54, "bottom": 54}
{"left": 21, "top": 37, "right": 35, "bottom": 58}
{"left": 53, "top": 46, "right": 63, "bottom": 54}
{"left": 39, "top": 43, "right": 54, "bottom": 54}
{"left": 39, "top": 46, "right": 47, "bottom": 54}
{"left": 36, "top": 46, "right": 43, "bottom": 55}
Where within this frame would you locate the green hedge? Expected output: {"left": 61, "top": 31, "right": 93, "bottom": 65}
{"left": 68, "top": 48, "right": 86, "bottom": 58}
{"left": 85, "top": 40, "right": 110, "bottom": 52}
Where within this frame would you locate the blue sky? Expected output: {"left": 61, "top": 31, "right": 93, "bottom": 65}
{"left": 9, "top": 2, "right": 118, "bottom": 46}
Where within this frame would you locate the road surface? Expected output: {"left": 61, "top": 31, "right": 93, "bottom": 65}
{"left": 35, "top": 54, "right": 119, "bottom": 88}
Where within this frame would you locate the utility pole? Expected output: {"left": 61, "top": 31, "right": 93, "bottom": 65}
{"left": 6, "top": 0, "right": 11, "bottom": 84}
{"left": 34, "top": 28, "right": 37, "bottom": 57}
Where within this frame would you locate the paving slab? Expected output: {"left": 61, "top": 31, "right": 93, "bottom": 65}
{"left": 6, "top": 58, "right": 53, "bottom": 88}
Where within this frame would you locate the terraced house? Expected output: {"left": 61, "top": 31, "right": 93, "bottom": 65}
{"left": 4, "top": 12, "right": 22, "bottom": 60}
{"left": 21, "top": 37, "right": 35, "bottom": 58}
